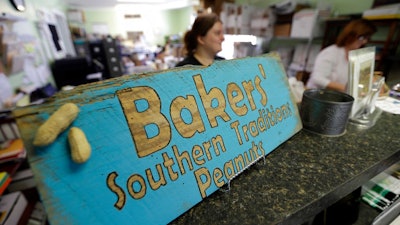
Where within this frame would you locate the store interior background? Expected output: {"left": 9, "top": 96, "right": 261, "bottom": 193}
{"left": 1, "top": 0, "right": 398, "bottom": 102}
{"left": 1, "top": 1, "right": 400, "bottom": 224}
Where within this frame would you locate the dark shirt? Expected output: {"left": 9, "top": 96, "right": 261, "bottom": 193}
{"left": 175, "top": 54, "right": 225, "bottom": 67}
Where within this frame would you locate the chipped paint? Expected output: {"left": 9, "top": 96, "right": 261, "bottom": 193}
{"left": 13, "top": 54, "right": 302, "bottom": 225}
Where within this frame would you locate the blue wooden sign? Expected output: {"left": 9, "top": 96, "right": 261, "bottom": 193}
{"left": 13, "top": 54, "right": 302, "bottom": 225}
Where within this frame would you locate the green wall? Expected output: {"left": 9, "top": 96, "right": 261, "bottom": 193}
{"left": 235, "top": 0, "right": 375, "bottom": 15}
{"left": 81, "top": 6, "right": 193, "bottom": 46}
{"left": 163, "top": 7, "right": 193, "bottom": 39}
{"left": 324, "top": 0, "right": 374, "bottom": 15}
{"left": 83, "top": 9, "right": 119, "bottom": 35}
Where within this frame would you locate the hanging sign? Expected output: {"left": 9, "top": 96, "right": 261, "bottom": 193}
{"left": 14, "top": 54, "right": 302, "bottom": 225}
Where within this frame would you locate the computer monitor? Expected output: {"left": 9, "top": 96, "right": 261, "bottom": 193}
{"left": 51, "top": 57, "right": 101, "bottom": 89}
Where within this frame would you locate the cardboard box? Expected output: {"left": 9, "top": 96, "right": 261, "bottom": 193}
{"left": 274, "top": 23, "right": 291, "bottom": 37}
{"left": 290, "top": 9, "right": 324, "bottom": 38}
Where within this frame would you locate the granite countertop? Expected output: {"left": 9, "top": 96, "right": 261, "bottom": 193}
{"left": 170, "top": 111, "right": 400, "bottom": 225}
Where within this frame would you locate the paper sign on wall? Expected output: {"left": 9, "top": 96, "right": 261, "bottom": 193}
{"left": 13, "top": 54, "right": 302, "bottom": 225}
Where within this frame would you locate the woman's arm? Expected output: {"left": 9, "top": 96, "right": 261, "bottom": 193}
{"left": 325, "top": 81, "right": 346, "bottom": 92}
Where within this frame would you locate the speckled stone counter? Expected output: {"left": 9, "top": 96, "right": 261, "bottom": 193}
{"left": 169, "top": 111, "right": 400, "bottom": 225}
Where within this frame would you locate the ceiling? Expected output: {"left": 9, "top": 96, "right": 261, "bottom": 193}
{"left": 65, "top": 0, "right": 199, "bottom": 8}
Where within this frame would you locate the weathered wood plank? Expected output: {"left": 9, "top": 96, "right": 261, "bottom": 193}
{"left": 13, "top": 54, "right": 302, "bottom": 225}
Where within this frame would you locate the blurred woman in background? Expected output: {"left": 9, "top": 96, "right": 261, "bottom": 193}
{"left": 306, "top": 19, "right": 377, "bottom": 92}
{"left": 175, "top": 13, "right": 225, "bottom": 67}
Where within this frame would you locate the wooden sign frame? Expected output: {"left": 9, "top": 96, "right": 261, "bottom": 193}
{"left": 13, "top": 54, "right": 302, "bottom": 225}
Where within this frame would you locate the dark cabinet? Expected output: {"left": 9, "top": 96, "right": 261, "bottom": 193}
{"left": 89, "top": 37, "right": 123, "bottom": 79}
